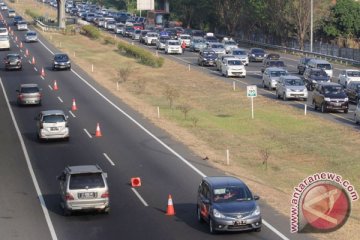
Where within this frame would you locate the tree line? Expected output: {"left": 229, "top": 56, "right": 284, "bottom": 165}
{"left": 92, "top": 0, "right": 360, "bottom": 49}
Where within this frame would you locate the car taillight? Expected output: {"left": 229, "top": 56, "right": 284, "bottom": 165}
{"left": 101, "top": 191, "right": 109, "bottom": 198}
{"left": 18, "top": 94, "right": 23, "bottom": 99}
{"left": 65, "top": 193, "right": 74, "bottom": 200}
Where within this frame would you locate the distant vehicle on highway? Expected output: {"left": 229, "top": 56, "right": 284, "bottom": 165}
{"left": 297, "top": 57, "right": 312, "bottom": 75}
{"left": 312, "top": 82, "right": 349, "bottom": 113}
{"left": 53, "top": 53, "right": 71, "bottom": 71}
{"left": 156, "top": 35, "right": 170, "bottom": 50}
{"left": 338, "top": 69, "right": 360, "bottom": 87}
{"left": 221, "top": 58, "right": 246, "bottom": 78}
{"left": 248, "top": 48, "right": 266, "bottom": 62}
{"left": 0, "top": 27, "right": 8, "bottom": 36}
{"left": 276, "top": 75, "right": 308, "bottom": 101}
{"left": 198, "top": 49, "right": 217, "bottom": 66}
{"left": 221, "top": 37, "right": 238, "bottom": 53}
{"left": 307, "top": 59, "right": 333, "bottom": 78}
{"left": 0, "top": 3, "right": 8, "bottom": 11}
{"left": 36, "top": 110, "right": 70, "bottom": 141}
{"left": 131, "top": 29, "right": 141, "bottom": 40}
{"left": 16, "top": 83, "right": 41, "bottom": 105}
{"left": 216, "top": 54, "right": 235, "bottom": 71}
{"left": 57, "top": 165, "right": 110, "bottom": 215}
{"left": 196, "top": 176, "right": 262, "bottom": 233}
{"left": 344, "top": 81, "right": 360, "bottom": 103}
{"left": 0, "top": 35, "right": 10, "bottom": 50}
{"left": 189, "top": 37, "right": 206, "bottom": 52}
{"left": 178, "top": 34, "right": 191, "bottom": 47}
{"left": 4, "top": 53, "right": 22, "bottom": 70}
{"left": 262, "top": 67, "right": 288, "bottom": 90}
{"left": 13, "top": 15, "right": 22, "bottom": 25}
{"left": 24, "top": 31, "right": 38, "bottom": 42}
{"left": 208, "top": 43, "right": 226, "bottom": 55}
{"left": 303, "top": 68, "right": 330, "bottom": 91}
{"left": 143, "top": 32, "right": 158, "bottom": 45}
{"left": 16, "top": 21, "right": 27, "bottom": 31}
{"left": 261, "top": 59, "right": 286, "bottom": 73}
{"left": 7, "top": 9, "right": 15, "bottom": 18}
{"left": 164, "top": 40, "right": 182, "bottom": 54}
{"left": 229, "top": 48, "right": 249, "bottom": 66}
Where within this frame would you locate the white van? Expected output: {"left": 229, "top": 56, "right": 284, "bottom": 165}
{"left": 0, "top": 35, "right": 10, "bottom": 50}
{"left": 308, "top": 59, "right": 333, "bottom": 78}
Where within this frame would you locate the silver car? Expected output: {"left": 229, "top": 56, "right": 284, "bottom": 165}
{"left": 262, "top": 67, "right": 288, "bottom": 90}
{"left": 17, "top": 84, "right": 41, "bottom": 105}
{"left": 57, "top": 165, "right": 110, "bottom": 215}
{"left": 36, "top": 110, "right": 69, "bottom": 141}
{"left": 131, "top": 29, "right": 141, "bottom": 40}
{"left": 25, "top": 31, "right": 38, "bottom": 42}
{"left": 276, "top": 75, "right": 308, "bottom": 101}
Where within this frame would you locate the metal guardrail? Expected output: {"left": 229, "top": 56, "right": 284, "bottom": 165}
{"left": 35, "top": 19, "right": 62, "bottom": 32}
{"left": 236, "top": 38, "right": 360, "bottom": 67}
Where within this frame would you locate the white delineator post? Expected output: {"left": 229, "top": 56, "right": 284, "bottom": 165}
{"left": 233, "top": 81, "right": 236, "bottom": 91}
{"left": 226, "top": 149, "right": 230, "bottom": 165}
{"left": 157, "top": 106, "right": 160, "bottom": 118}
{"left": 251, "top": 97, "right": 254, "bottom": 119}
{"left": 91, "top": 64, "right": 94, "bottom": 72}
{"left": 304, "top": 104, "right": 307, "bottom": 115}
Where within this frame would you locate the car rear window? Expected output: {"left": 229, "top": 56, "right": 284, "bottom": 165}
{"left": 348, "top": 71, "right": 360, "bottom": 77}
{"left": 43, "top": 114, "right": 65, "bottom": 123}
{"left": 0, "top": 28, "right": 7, "bottom": 33}
{"left": 69, "top": 173, "right": 105, "bottom": 189}
{"left": 21, "top": 87, "right": 39, "bottom": 93}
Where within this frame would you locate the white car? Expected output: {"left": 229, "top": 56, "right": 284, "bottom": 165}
{"left": 17, "top": 21, "right": 28, "bottom": 31}
{"left": 338, "top": 69, "right": 360, "bottom": 87}
{"left": 178, "top": 34, "right": 191, "bottom": 47}
{"left": 0, "top": 35, "right": 10, "bottom": 50}
{"left": 209, "top": 43, "right": 226, "bottom": 55}
{"left": 262, "top": 67, "right": 288, "bottom": 89}
{"left": 222, "top": 37, "right": 238, "bottom": 53}
{"left": 144, "top": 32, "right": 158, "bottom": 45}
{"left": 1, "top": 5, "right": 8, "bottom": 11}
{"left": 0, "top": 27, "right": 8, "bottom": 36}
{"left": 7, "top": 9, "right": 15, "bottom": 17}
{"left": 164, "top": 40, "right": 182, "bottom": 54}
{"left": 25, "top": 31, "right": 38, "bottom": 42}
{"left": 221, "top": 58, "right": 246, "bottom": 78}
{"left": 114, "top": 23, "right": 125, "bottom": 34}
{"left": 216, "top": 54, "right": 235, "bottom": 71}
{"left": 355, "top": 101, "right": 360, "bottom": 124}
{"left": 36, "top": 110, "right": 69, "bottom": 141}
{"left": 229, "top": 48, "right": 249, "bottom": 66}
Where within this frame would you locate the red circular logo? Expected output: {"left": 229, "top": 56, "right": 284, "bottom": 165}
{"left": 301, "top": 182, "right": 350, "bottom": 231}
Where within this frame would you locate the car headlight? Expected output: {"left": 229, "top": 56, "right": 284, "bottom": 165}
{"left": 67, "top": 61, "right": 70, "bottom": 64}
{"left": 203, "top": 58, "right": 207, "bottom": 61}
{"left": 250, "top": 205, "right": 261, "bottom": 217}
{"left": 213, "top": 209, "right": 225, "bottom": 219}
{"left": 54, "top": 61, "right": 59, "bottom": 64}
{"left": 344, "top": 98, "right": 349, "bottom": 101}
{"left": 312, "top": 80, "right": 317, "bottom": 83}
{"left": 251, "top": 54, "right": 255, "bottom": 57}
{"left": 324, "top": 97, "right": 331, "bottom": 102}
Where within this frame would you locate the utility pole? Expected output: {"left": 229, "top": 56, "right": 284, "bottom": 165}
{"left": 310, "top": 0, "right": 313, "bottom": 52}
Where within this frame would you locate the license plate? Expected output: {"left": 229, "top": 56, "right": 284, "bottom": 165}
{"left": 26, "top": 100, "right": 35, "bottom": 103}
{"left": 209, "top": 61, "right": 213, "bottom": 64}
{"left": 333, "top": 103, "right": 341, "bottom": 106}
{"left": 50, "top": 127, "right": 58, "bottom": 131}
{"left": 234, "top": 220, "right": 246, "bottom": 225}
{"left": 79, "top": 192, "right": 96, "bottom": 199}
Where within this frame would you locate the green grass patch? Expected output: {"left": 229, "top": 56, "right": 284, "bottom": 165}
{"left": 81, "top": 25, "right": 101, "bottom": 39}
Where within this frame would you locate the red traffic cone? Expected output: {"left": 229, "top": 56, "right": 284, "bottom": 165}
{"left": 15, "top": 36, "right": 17, "bottom": 42}
{"left": 95, "top": 123, "right": 102, "bottom": 137}
{"left": 165, "top": 194, "right": 175, "bottom": 216}
{"left": 32, "top": 56, "right": 35, "bottom": 65}
{"left": 53, "top": 80, "right": 58, "bottom": 91}
{"left": 71, "top": 98, "right": 77, "bottom": 111}
{"left": 20, "top": 42, "right": 23, "bottom": 48}
{"left": 25, "top": 48, "right": 29, "bottom": 56}
{"left": 181, "top": 41, "right": 186, "bottom": 49}
{"left": 40, "top": 67, "right": 45, "bottom": 77}
{"left": 131, "top": 177, "right": 141, "bottom": 187}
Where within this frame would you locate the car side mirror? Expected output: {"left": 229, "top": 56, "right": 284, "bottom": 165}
{"left": 254, "top": 195, "right": 260, "bottom": 200}
{"left": 103, "top": 172, "right": 108, "bottom": 178}
{"left": 57, "top": 175, "right": 65, "bottom": 181}
{"left": 65, "top": 116, "right": 69, "bottom": 120}
{"left": 203, "top": 199, "right": 210, "bottom": 204}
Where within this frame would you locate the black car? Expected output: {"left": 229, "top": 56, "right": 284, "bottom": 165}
{"left": 344, "top": 81, "right": 360, "bottom": 103}
{"left": 303, "top": 68, "right": 330, "bottom": 90}
{"left": 312, "top": 82, "right": 349, "bottom": 113}
{"left": 248, "top": 48, "right": 266, "bottom": 62}
{"left": 198, "top": 49, "right": 217, "bottom": 66}
{"left": 197, "top": 176, "right": 262, "bottom": 233}
{"left": 53, "top": 53, "right": 71, "bottom": 70}
{"left": 4, "top": 53, "right": 22, "bottom": 70}
{"left": 297, "top": 57, "right": 312, "bottom": 75}
{"left": 261, "top": 60, "right": 286, "bottom": 73}
{"left": 13, "top": 15, "right": 22, "bottom": 25}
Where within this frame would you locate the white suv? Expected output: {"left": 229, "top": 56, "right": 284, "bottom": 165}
{"left": 36, "top": 110, "right": 69, "bottom": 141}
{"left": 164, "top": 40, "right": 182, "bottom": 54}
{"left": 221, "top": 58, "right": 246, "bottom": 78}
{"left": 338, "top": 69, "right": 360, "bottom": 87}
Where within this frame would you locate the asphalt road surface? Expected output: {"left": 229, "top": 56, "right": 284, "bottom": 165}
{"left": 0, "top": 9, "right": 319, "bottom": 240}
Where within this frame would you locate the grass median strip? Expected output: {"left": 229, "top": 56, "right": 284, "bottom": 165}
{"left": 7, "top": 1, "right": 360, "bottom": 239}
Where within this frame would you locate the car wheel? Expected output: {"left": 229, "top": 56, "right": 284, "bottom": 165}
{"left": 254, "top": 227, "right": 262, "bottom": 232}
{"left": 225, "top": 71, "right": 229, "bottom": 78}
{"left": 344, "top": 109, "right": 348, "bottom": 114}
{"left": 103, "top": 206, "right": 110, "bottom": 214}
{"left": 313, "top": 100, "right": 317, "bottom": 110}
{"left": 63, "top": 207, "right": 72, "bottom": 216}
{"left": 197, "top": 206, "right": 204, "bottom": 223}
{"left": 262, "top": 81, "right": 266, "bottom": 89}
{"left": 276, "top": 91, "right": 280, "bottom": 99}
{"left": 355, "top": 114, "right": 359, "bottom": 124}
{"left": 321, "top": 103, "right": 327, "bottom": 113}
{"left": 209, "top": 218, "right": 216, "bottom": 234}
{"left": 282, "top": 93, "right": 287, "bottom": 101}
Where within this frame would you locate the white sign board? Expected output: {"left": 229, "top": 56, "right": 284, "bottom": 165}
{"left": 247, "top": 85, "right": 257, "bottom": 97}
{"left": 137, "top": 0, "right": 155, "bottom": 10}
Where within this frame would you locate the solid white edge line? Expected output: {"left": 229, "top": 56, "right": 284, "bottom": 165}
{"left": 40, "top": 76, "right": 45, "bottom": 80}
{"left": 38, "top": 36, "right": 290, "bottom": 240}
{"left": 131, "top": 188, "right": 149, "bottom": 207}
{"left": 68, "top": 110, "right": 76, "bottom": 118}
{"left": 83, "top": 128, "right": 92, "bottom": 138}
{"left": 34, "top": 67, "right": 38, "bottom": 71}
{"left": 48, "top": 85, "right": 53, "bottom": 91}
{"left": 57, "top": 96, "right": 63, "bottom": 103}
{"left": 102, "top": 153, "right": 115, "bottom": 166}
{"left": 262, "top": 220, "right": 289, "bottom": 240}
{"left": 0, "top": 78, "right": 58, "bottom": 240}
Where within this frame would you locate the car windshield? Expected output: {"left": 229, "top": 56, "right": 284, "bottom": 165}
{"left": 224, "top": 40, "right": 236, "bottom": 45}
{"left": 318, "top": 64, "right": 332, "bottom": 70}
{"left": 206, "top": 36, "right": 218, "bottom": 42}
{"left": 0, "top": 29, "right": 7, "bottom": 33}
{"left": 69, "top": 173, "right": 105, "bottom": 190}
{"left": 228, "top": 60, "right": 242, "bottom": 65}
{"left": 354, "top": 84, "right": 360, "bottom": 90}
{"left": 269, "top": 61, "right": 285, "bottom": 67}
{"left": 324, "top": 86, "right": 343, "bottom": 94}
{"left": 213, "top": 186, "right": 252, "bottom": 203}
{"left": 160, "top": 37, "right": 169, "bottom": 42}
{"left": 193, "top": 39, "right": 204, "bottom": 43}
{"left": 55, "top": 55, "right": 69, "bottom": 61}
{"left": 204, "top": 52, "right": 216, "bottom": 57}
{"left": 148, "top": 33, "right": 157, "bottom": 37}
{"left": 134, "top": 30, "right": 141, "bottom": 34}
{"left": 7, "top": 55, "right": 19, "bottom": 60}
{"left": 347, "top": 71, "right": 360, "bottom": 77}
{"left": 43, "top": 114, "right": 65, "bottom": 123}
{"left": 285, "top": 79, "right": 303, "bottom": 86}
{"left": 252, "top": 49, "right": 264, "bottom": 54}
{"left": 270, "top": 71, "right": 287, "bottom": 77}
{"left": 312, "top": 71, "right": 327, "bottom": 77}
{"left": 232, "top": 50, "right": 246, "bottom": 55}
{"left": 26, "top": 32, "right": 36, "bottom": 36}
{"left": 20, "top": 87, "right": 39, "bottom": 93}
{"left": 180, "top": 35, "right": 190, "bottom": 39}
{"left": 168, "top": 41, "right": 179, "bottom": 45}
{"left": 211, "top": 44, "right": 224, "bottom": 49}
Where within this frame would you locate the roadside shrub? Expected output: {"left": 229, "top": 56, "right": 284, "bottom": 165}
{"left": 81, "top": 25, "right": 100, "bottom": 39}
{"left": 117, "top": 42, "right": 164, "bottom": 68}
{"left": 25, "top": 9, "right": 41, "bottom": 20}
{"left": 103, "top": 36, "right": 116, "bottom": 45}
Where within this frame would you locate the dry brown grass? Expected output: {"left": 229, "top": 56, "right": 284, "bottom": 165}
{"left": 6, "top": 0, "right": 360, "bottom": 239}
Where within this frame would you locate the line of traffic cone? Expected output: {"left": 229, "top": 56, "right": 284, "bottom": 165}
{"left": 20, "top": 42, "right": 23, "bottom": 48}
{"left": 53, "top": 80, "right": 58, "bottom": 91}
{"left": 40, "top": 67, "right": 45, "bottom": 77}
{"left": 95, "top": 123, "right": 102, "bottom": 137}
{"left": 32, "top": 56, "right": 35, "bottom": 64}
{"left": 71, "top": 98, "right": 77, "bottom": 111}
{"left": 25, "top": 48, "right": 29, "bottom": 57}
{"left": 166, "top": 194, "right": 175, "bottom": 216}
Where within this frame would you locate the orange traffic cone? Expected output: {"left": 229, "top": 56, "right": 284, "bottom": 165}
{"left": 53, "top": 80, "right": 58, "bottom": 91}
{"left": 71, "top": 98, "right": 77, "bottom": 111}
{"left": 181, "top": 41, "right": 186, "bottom": 49}
{"left": 165, "top": 194, "right": 175, "bottom": 216}
{"left": 20, "top": 42, "right": 23, "bottom": 48}
{"left": 131, "top": 177, "right": 141, "bottom": 187}
{"left": 15, "top": 36, "right": 17, "bottom": 42}
{"left": 95, "top": 123, "right": 102, "bottom": 137}
{"left": 32, "top": 56, "right": 35, "bottom": 65}
{"left": 25, "top": 49, "right": 29, "bottom": 56}
{"left": 40, "top": 67, "right": 45, "bottom": 77}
